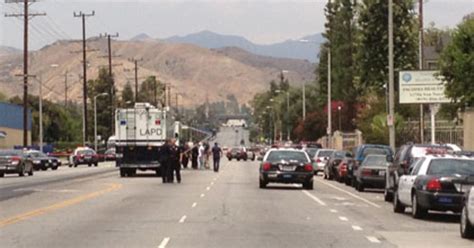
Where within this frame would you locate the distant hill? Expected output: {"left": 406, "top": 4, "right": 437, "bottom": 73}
{"left": 0, "top": 39, "right": 315, "bottom": 107}
{"left": 0, "top": 46, "right": 21, "bottom": 57}
{"left": 163, "top": 30, "right": 323, "bottom": 62}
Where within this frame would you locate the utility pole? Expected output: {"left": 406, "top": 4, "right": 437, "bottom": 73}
{"left": 168, "top": 85, "right": 172, "bottom": 108}
{"left": 63, "top": 71, "right": 75, "bottom": 106}
{"left": 100, "top": 32, "right": 119, "bottom": 133}
{"left": 5, "top": 0, "right": 46, "bottom": 147}
{"left": 74, "top": 11, "right": 95, "bottom": 146}
{"left": 418, "top": 0, "right": 425, "bottom": 143}
{"left": 388, "top": 0, "right": 396, "bottom": 152}
{"left": 128, "top": 58, "right": 143, "bottom": 102}
{"left": 327, "top": 47, "right": 332, "bottom": 149}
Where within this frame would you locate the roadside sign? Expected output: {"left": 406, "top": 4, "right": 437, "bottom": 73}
{"left": 399, "top": 71, "right": 451, "bottom": 104}
{"left": 387, "top": 115, "right": 394, "bottom": 127}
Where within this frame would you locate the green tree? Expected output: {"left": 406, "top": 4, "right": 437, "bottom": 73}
{"left": 439, "top": 17, "right": 474, "bottom": 109}
{"left": 87, "top": 68, "right": 117, "bottom": 141}
{"left": 137, "top": 76, "right": 164, "bottom": 106}
{"left": 358, "top": 0, "right": 418, "bottom": 93}
{"left": 0, "top": 91, "right": 7, "bottom": 101}
{"left": 121, "top": 82, "right": 134, "bottom": 107}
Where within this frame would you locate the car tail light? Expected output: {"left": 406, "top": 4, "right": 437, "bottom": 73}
{"left": 316, "top": 158, "right": 322, "bottom": 163}
{"left": 262, "top": 162, "right": 272, "bottom": 171}
{"left": 362, "top": 168, "right": 372, "bottom": 176}
{"left": 10, "top": 156, "right": 21, "bottom": 165}
{"left": 426, "top": 178, "right": 442, "bottom": 191}
{"left": 304, "top": 164, "right": 313, "bottom": 172}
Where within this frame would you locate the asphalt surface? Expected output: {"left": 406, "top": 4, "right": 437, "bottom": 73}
{"left": 1, "top": 158, "right": 473, "bottom": 248}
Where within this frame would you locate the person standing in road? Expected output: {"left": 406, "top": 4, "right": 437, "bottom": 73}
{"left": 212, "top": 143, "right": 223, "bottom": 172}
{"left": 167, "top": 138, "right": 182, "bottom": 183}
{"left": 181, "top": 142, "right": 189, "bottom": 169}
{"left": 191, "top": 144, "right": 199, "bottom": 169}
{"left": 204, "top": 142, "right": 210, "bottom": 169}
{"left": 198, "top": 142, "right": 205, "bottom": 169}
{"left": 160, "top": 139, "right": 171, "bottom": 183}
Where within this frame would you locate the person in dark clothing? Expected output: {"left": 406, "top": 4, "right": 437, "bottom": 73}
{"left": 181, "top": 143, "right": 189, "bottom": 169}
{"left": 160, "top": 139, "right": 171, "bottom": 183}
{"left": 167, "top": 138, "right": 182, "bottom": 183}
{"left": 191, "top": 145, "right": 199, "bottom": 169}
{"left": 212, "top": 142, "right": 223, "bottom": 172}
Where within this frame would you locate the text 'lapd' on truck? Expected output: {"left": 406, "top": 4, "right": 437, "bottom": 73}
{"left": 115, "top": 102, "right": 179, "bottom": 177}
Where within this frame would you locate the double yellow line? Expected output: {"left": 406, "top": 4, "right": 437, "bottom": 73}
{"left": 0, "top": 183, "right": 122, "bottom": 228}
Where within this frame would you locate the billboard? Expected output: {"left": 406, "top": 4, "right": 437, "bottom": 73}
{"left": 399, "top": 70, "right": 451, "bottom": 104}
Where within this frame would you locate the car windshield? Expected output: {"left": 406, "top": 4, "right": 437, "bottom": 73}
{"left": 78, "top": 150, "right": 95, "bottom": 155}
{"left": 362, "top": 147, "right": 391, "bottom": 156}
{"left": 0, "top": 150, "right": 22, "bottom": 156}
{"left": 318, "top": 150, "right": 334, "bottom": 157}
{"left": 305, "top": 148, "right": 318, "bottom": 158}
{"left": 362, "top": 155, "right": 388, "bottom": 167}
{"left": 334, "top": 151, "right": 349, "bottom": 158}
{"left": 266, "top": 151, "right": 309, "bottom": 163}
{"left": 427, "top": 159, "right": 474, "bottom": 176}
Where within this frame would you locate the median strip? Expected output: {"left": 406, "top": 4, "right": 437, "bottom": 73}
{"left": 0, "top": 183, "right": 122, "bottom": 228}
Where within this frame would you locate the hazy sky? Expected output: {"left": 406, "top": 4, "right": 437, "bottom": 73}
{"left": 1, "top": 0, "right": 473, "bottom": 50}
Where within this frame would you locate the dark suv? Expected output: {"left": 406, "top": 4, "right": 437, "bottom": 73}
{"left": 384, "top": 144, "right": 452, "bottom": 202}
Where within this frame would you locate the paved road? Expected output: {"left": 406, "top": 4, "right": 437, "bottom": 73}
{"left": 1, "top": 160, "right": 473, "bottom": 248}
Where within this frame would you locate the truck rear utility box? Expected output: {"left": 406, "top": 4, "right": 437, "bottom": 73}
{"left": 115, "top": 103, "right": 174, "bottom": 177}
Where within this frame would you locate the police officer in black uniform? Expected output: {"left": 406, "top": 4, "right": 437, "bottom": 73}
{"left": 167, "top": 138, "right": 182, "bottom": 183}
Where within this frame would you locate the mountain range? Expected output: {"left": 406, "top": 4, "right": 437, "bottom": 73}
{"left": 132, "top": 30, "right": 324, "bottom": 63}
{"left": 0, "top": 37, "right": 316, "bottom": 107}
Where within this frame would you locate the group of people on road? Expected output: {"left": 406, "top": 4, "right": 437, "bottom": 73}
{"left": 160, "top": 139, "right": 223, "bottom": 184}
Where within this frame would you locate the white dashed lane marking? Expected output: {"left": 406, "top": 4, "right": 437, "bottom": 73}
{"left": 158, "top": 237, "right": 170, "bottom": 248}
{"left": 330, "top": 209, "right": 338, "bottom": 213}
{"left": 200, "top": 193, "right": 205, "bottom": 198}
{"left": 192, "top": 202, "right": 197, "bottom": 208}
{"left": 352, "top": 225, "right": 363, "bottom": 231}
{"left": 339, "top": 216, "right": 348, "bottom": 221}
{"left": 179, "top": 215, "right": 187, "bottom": 223}
{"left": 366, "top": 236, "right": 381, "bottom": 243}
{"left": 302, "top": 190, "right": 327, "bottom": 206}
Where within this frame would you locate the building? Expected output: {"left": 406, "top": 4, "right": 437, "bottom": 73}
{"left": 0, "top": 102, "right": 32, "bottom": 149}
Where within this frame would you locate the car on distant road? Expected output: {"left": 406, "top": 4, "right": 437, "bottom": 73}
{"left": 324, "top": 150, "right": 352, "bottom": 180}
{"left": 246, "top": 148, "right": 256, "bottom": 161}
{"left": 313, "top": 149, "right": 335, "bottom": 175}
{"left": 26, "top": 150, "right": 61, "bottom": 170}
{"left": 103, "top": 148, "right": 116, "bottom": 161}
{"left": 0, "top": 149, "right": 34, "bottom": 177}
{"left": 353, "top": 154, "right": 390, "bottom": 192}
{"left": 69, "top": 147, "right": 99, "bottom": 167}
{"left": 385, "top": 144, "right": 452, "bottom": 202}
{"left": 227, "top": 147, "right": 247, "bottom": 161}
{"left": 259, "top": 148, "right": 314, "bottom": 190}
{"left": 393, "top": 155, "right": 474, "bottom": 219}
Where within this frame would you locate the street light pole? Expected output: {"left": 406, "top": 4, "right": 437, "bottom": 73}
{"left": 286, "top": 91, "right": 290, "bottom": 141}
{"left": 388, "top": 0, "right": 396, "bottom": 151}
{"left": 327, "top": 47, "right": 332, "bottom": 148}
{"left": 94, "top": 93, "right": 108, "bottom": 152}
{"left": 338, "top": 105, "right": 342, "bottom": 131}
{"left": 302, "top": 82, "right": 306, "bottom": 121}
{"left": 39, "top": 75, "right": 43, "bottom": 152}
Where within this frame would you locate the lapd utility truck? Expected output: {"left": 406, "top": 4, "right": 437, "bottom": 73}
{"left": 115, "top": 103, "right": 177, "bottom": 177}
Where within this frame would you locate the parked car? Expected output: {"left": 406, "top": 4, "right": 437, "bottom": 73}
{"left": 0, "top": 149, "right": 34, "bottom": 177}
{"left": 352, "top": 144, "right": 392, "bottom": 186}
{"left": 259, "top": 148, "right": 314, "bottom": 189}
{"left": 353, "top": 154, "right": 390, "bottom": 192}
{"left": 69, "top": 147, "right": 99, "bottom": 167}
{"left": 227, "top": 147, "right": 247, "bottom": 161}
{"left": 324, "top": 150, "right": 352, "bottom": 180}
{"left": 313, "top": 149, "right": 335, "bottom": 175}
{"left": 454, "top": 176, "right": 474, "bottom": 239}
{"left": 337, "top": 157, "right": 356, "bottom": 185}
{"left": 385, "top": 144, "right": 453, "bottom": 202}
{"left": 246, "top": 148, "right": 256, "bottom": 161}
{"left": 393, "top": 155, "right": 474, "bottom": 219}
{"left": 26, "top": 150, "right": 61, "bottom": 170}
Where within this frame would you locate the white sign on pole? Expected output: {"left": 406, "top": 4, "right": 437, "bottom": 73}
{"left": 399, "top": 71, "right": 451, "bottom": 104}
